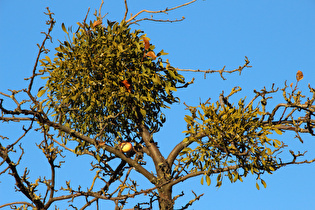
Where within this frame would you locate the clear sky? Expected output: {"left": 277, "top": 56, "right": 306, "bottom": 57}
{"left": 1, "top": 0, "right": 315, "bottom": 209}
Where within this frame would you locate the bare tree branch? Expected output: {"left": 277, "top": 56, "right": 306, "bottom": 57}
{"left": 26, "top": 7, "right": 55, "bottom": 101}
{"left": 175, "top": 56, "right": 251, "bottom": 80}
{"left": 0, "top": 144, "right": 45, "bottom": 209}
{"left": 0, "top": 202, "right": 35, "bottom": 209}
{"left": 126, "top": 0, "right": 197, "bottom": 24}
{"left": 123, "top": 0, "right": 128, "bottom": 22}
{"left": 128, "top": 17, "right": 185, "bottom": 25}
{"left": 178, "top": 191, "right": 204, "bottom": 210}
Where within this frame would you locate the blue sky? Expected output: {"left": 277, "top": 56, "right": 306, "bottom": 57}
{"left": 1, "top": 0, "right": 315, "bottom": 209}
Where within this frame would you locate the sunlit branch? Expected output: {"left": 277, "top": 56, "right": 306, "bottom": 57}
{"left": 51, "top": 138, "right": 75, "bottom": 153}
{"left": 123, "top": 0, "right": 128, "bottom": 22}
{"left": 0, "top": 202, "right": 35, "bottom": 209}
{"left": 176, "top": 77, "right": 195, "bottom": 89}
{"left": 172, "top": 158, "right": 191, "bottom": 180}
{"left": 26, "top": 7, "right": 55, "bottom": 101}
{"left": 167, "top": 131, "right": 208, "bottom": 168}
{"left": 268, "top": 103, "right": 315, "bottom": 122}
{"left": 103, "top": 160, "right": 128, "bottom": 194}
{"left": 169, "top": 165, "right": 239, "bottom": 188}
{"left": 126, "top": 0, "right": 197, "bottom": 24}
{"left": 80, "top": 197, "right": 99, "bottom": 210}
{"left": 175, "top": 56, "right": 251, "bottom": 80}
{"left": 98, "top": 0, "right": 104, "bottom": 18}
{"left": 0, "top": 144, "right": 45, "bottom": 208}
{"left": 6, "top": 121, "right": 34, "bottom": 150}
{"left": 114, "top": 167, "right": 134, "bottom": 208}
{"left": 178, "top": 191, "right": 204, "bottom": 210}
{"left": 245, "top": 84, "right": 278, "bottom": 110}
{"left": 0, "top": 117, "right": 34, "bottom": 122}
{"left": 128, "top": 17, "right": 185, "bottom": 25}
{"left": 279, "top": 150, "right": 315, "bottom": 166}
{"left": 54, "top": 184, "right": 160, "bottom": 204}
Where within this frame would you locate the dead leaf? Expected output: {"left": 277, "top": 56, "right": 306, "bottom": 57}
{"left": 143, "top": 37, "right": 150, "bottom": 50}
{"left": 146, "top": 51, "right": 157, "bottom": 60}
{"left": 290, "top": 83, "right": 293, "bottom": 88}
{"left": 93, "top": 19, "right": 102, "bottom": 28}
{"left": 296, "top": 70, "right": 303, "bottom": 81}
{"left": 121, "top": 80, "right": 132, "bottom": 93}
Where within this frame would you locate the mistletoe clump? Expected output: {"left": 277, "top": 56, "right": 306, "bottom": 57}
{"left": 39, "top": 20, "right": 185, "bottom": 147}
{"left": 180, "top": 95, "right": 284, "bottom": 188}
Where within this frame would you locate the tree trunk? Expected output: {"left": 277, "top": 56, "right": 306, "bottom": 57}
{"left": 158, "top": 184, "right": 173, "bottom": 210}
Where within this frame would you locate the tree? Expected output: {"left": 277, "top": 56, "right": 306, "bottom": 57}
{"left": 1, "top": 1, "right": 315, "bottom": 209}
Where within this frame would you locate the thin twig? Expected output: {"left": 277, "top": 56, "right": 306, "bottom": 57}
{"left": 0, "top": 202, "right": 35, "bottom": 209}
{"left": 129, "top": 17, "right": 185, "bottom": 25}
{"left": 123, "top": 0, "right": 128, "bottom": 22}
{"left": 27, "top": 7, "right": 55, "bottom": 100}
{"left": 176, "top": 56, "right": 251, "bottom": 80}
{"left": 98, "top": 0, "right": 104, "bottom": 17}
{"left": 126, "top": 0, "right": 197, "bottom": 24}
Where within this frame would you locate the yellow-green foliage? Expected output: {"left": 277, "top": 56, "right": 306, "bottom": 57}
{"left": 39, "top": 20, "right": 184, "bottom": 146}
{"left": 181, "top": 98, "right": 283, "bottom": 187}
